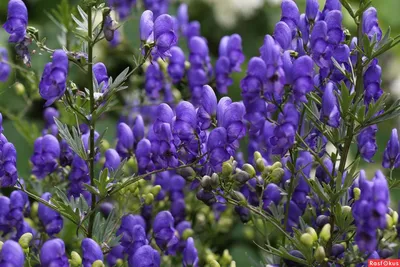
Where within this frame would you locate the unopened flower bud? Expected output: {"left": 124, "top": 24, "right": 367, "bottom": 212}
{"left": 300, "top": 233, "right": 314, "bottom": 247}
{"left": 270, "top": 168, "right": 284, "bottom": 183}
{"left": 176, "top": 167, "right": 196, "bottom": 181}
{"left": 232, "top": 170, "right": 250, "bottom": 184}
{"left": 18, "top": 233, "right": 32, "bottom": 249}
{"left": 242, "top": 164, "right": 256, "bottom": 178}
{"left": 115, "top": 259, "right": 124, "bottom": 266}
{"left": 201, "top": 175, "right": 213, "bottom": 190}
{"left": 101, "top": 140, "right": 110, "bottom": 151}
{"left": 210, "top": 173, "right": 220, "bottom": 188}
{"left": 31, "top": 202, "right": 39, "bottom": 218}
{"left": 316, "top": 215, "right": 330, "bottom": 228}
{"left": 353, "top": 188, "right": 361, "bottom": 200}
{"left": 220, "top": 249, "right": 232, "bottom": 265}
{"left": 393, "top": 211, "right": 399, "bottom": 225}
{"left": 306, "top": 227, "right": 318, "bottom": 242}
{"left": 70, "top": 251, "right": 82, "bottom": 267}
{"left": 386, "top": 214, "right": 394, "bottom": 229}
{"left": 209, "top": 260, "right": 221, "bottom": 267}
{"left": 271, "top": 162, "right": 282, "bottom": 170}
{"left": 182, "top": 228, "right": 194, "bottom": 240}
{"left": 150, "top": 185, "right": 161, "bottom": 196}
{"left": 144, "top": 193, "right": 154, "bottom": 205}
{"left": 15, "top": 82, "right": 25, "bottom": 95}
{"left": 230, "top": 261, "right": 236, "bottom": 267}
{"left": 320, "top": 224, "right": 331, "bottom": 242}
{"left": 222, "top": 161, "right": 233, "bottom": 176}
{"left": 255, "top": 158, "right": 265, "bottom": 172}
{"left": 184, "top": 61, "right": 191, "bottom": 70}
{"left": 0, "top": 241, "right": 3, "bottom": 251}
{"left": 92, "top": 260, "right": 105, "bottom": 267}
{"left": 341, "top": 205, "right": 352, "bottom": 220}
{"left": 230, "top": 191, "right": 247, "bottom": 205}
{"left": 254, "top": 151, "right": 262, "bottom": 162}
{"left": 172, "top": 88, "right": 182, "bottom": 103}
{"left": 315, "top": 246, "right": 325, "bottom": 263}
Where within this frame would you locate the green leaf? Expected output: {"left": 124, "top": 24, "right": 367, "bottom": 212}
{"left": 92, "top": 210, "right": 122, "bottom": 247}
{"left": 55, "top": 118, "right": 88, "bottom": 160}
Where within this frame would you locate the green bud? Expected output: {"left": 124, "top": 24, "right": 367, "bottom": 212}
{"left": 222, "top": 161, "right": 233, "bottom": 176}
{"left": 306, "top": 227, "right": 318, "bottom": 242}
{"left": 393, "top": 211, "right": 399, "bottom": 225}
{"left": 144, "top": 193, "right": 154, "bottom": 205}
{"left": 127, "top": 157, "right": 138, "bottom": 173}
{"left": 18, "top": 233, "right": 32, "bottom": 249}
{"left": 341, "top": 205, "right": 351, "bottom": 215}
{"left": 230, "top": 261, "right": 237, "bottom": 267}
{"left": 255, "top": 158, "right": 265, "bottom": 172}
{"left": 115, "top": 259, "right": 124, "bottom": 267}
{"left": 157, "top": 57, "right": 168, "bottom": 72}
{"left": 201, "top": 175, "right": 213, "bottom": 190}
{"left": 150, "top": 185, "right": 161, "bottom": 196}
{"left": 208, "top": 260, "right": 221, "bottom": 267}
{"left": 14, "top": 83, "right": 25, "bottom": 95}
{"left": 232, "top": 170, "right": 250, "bottom": 184}
{"left": 253, "top": 151, "right": 262, "bottom": 162}
{"left": 92, "top": 260, "right": 105, "bottom": 267}
{"left": 320, "top": 224, "right": 331, "bottom": 242}
{"left": 230, "top": 191, "right": 247, "bottom": 205}
{"left": 220, "top": 250, "right": 232, "bottom": 266}
{"left": 315, "top": 246, "right": 326, "bottom": 263}
{"left": 182, "top": 228, "right": 194, "bottom": 240}
{"left": 300, "top": 233, "right": 314, "bottom": 247}
{"left": 172, "top": 88, "right": 182, "bottom": 103}
{"left": 242, "top": 164, "right": 256, "bottom": 178}
{"left": 31, "top": 202, "right": 39, "bottom": 218}
{"left": 271, "top": 162, "right": 282, "bottom": 170}
{"left": 0, "top": 241, "right": 3, "bottom": 251}
{"left": 353, "top": 188, "right": 361, "bottom": 200}
{"left": 243, "top": 226, "right": 255, "bottom": 240}
{"left": 210, "top": 173, "right": 220, "bottom": 188}
{"left": 176, "top": 167, "right": 196, "bottom": 181}
{"left": 386, "top": 214, "right": 394, "bottom": 229}
{"left": 70, "top": 251, "right": 82, "bottom": 267}
{"left": 270, "top": 168, "right": 284, "bottom": 183}
{"left": 184, "top": 61, "right": 191, "bottom": 70}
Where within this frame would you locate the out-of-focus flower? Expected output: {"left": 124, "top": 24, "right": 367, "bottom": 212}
{"left": 0, "top": 48, "right": 11, "bottom": 82}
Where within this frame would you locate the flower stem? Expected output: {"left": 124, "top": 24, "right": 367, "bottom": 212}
{"left": 87, "top": 5, "right": 96, "bottom": 239}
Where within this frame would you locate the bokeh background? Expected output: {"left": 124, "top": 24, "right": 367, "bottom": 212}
{"left": 1, "top": 0, "right": 400, "bottom": 264}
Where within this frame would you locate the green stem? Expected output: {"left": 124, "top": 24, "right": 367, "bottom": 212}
{"left": 87, "top": 5, "right": 96, "bottom": 238}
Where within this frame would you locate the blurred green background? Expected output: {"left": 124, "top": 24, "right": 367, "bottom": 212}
{"left": 1, "top": 0, "right": 400, "bottom": 265}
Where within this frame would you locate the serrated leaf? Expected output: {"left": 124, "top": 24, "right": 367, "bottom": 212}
{"left": 55, "top": 118, "right": 87, "bottom": 160}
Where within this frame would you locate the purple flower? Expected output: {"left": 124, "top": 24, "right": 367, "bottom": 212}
{"left": 363, "top": 7, "right": 382, "bottom": 42}
{"left": 0, "top": 240, "right": 24, "bottom": 267}
{"left": 310, "top": 21, "right": 331, "bottom": 68}
{"left": 153, "top": 211, "right": 179, "bottom": 254}
{"left": 0, "top": 196, "right": 11, "bottom": 234}
{"left": 68, "top": 155, "right": 91, "bottom": 203}
{"left": 0, "top": 48, "right": 11, "bottom": 82}
{"left": 183, "top": 237, "right": 199, "bottom": 267}
{"left": 104, "top": 148, "right": 121, "bottom": 171}
{"left": 140, "top": 10, "right": 155, "bottom": 44}
{"left": 215, "top": 57, "right": 233, "bottom": 94}
{"left": 116, "top": 122, "right": 134, "bottom": 159}
{"left": 128, "top": 245, "right": 160, "bottom": 267}
{"left": 197, "top": 85, "right": 217, "bottom": 130}
{"left": 93, "top": 62, "right": 109, "bottom": 92}
{"left": 110, "top": 29, "right": 122, "bottom": 47}
{"left": 177, "top": 3, "right": 189, "bottom": 34}
{"left": 322, "top": 0, "right": 341, "bottom": 18}
{"left": 31, "top": 135, "right": 60, "bottom": 179}
{"left": 325, "top": 10, "right": 344, "bottom": 45}
{"left": 0, "top": 141, "right": 18, "bottom": 187}
{"left": 306, "top": 0, "right": 319, "bottom": 21}
{"left": 357, "top": 125, "right": 378, "bottom": 162}
{"left": 133, "top": 115, "right": 145, "bottom": 143}
{"left": 364, "top": 59, "right": 382, "bottom": 105}
{"left": 143, "top": 0, "right": 169, "bottom": 18}
{"left": 207, "top": 127, "right": 231, "bottom": 171}
{"left": 315, "top": 157, "right": 334, "bottom": 184}
{"left": 320, "top": 82, "right": 340, "bottom": 128}
{"left": 219, "top": 34, "right": 245, "bottom": 72}
{"left": 39, "top": 50, "right": 69, "bottom": 106}
{"left": 108, "top": 0, "right": 136, "bottom": 20}
{"left": 82, "top": 238, "right": 103, "bottom": 267}
{"left": 38, "top": 192, "right": 63, "bottom": 235}
{"left": 3, "top": 0, "right": 28, "bottom": 43}
{"left": 291, "top": 56, "right": 314, "bottom": 102}
{"left": 60, "top": 140, "right": 74, "bottom": 167}
{"left": 107, "top": 245, "right": 124, "bottom": 267}
{"left": 117, "top": 214, "right": 148, "bottom": 254}
{"left": 145, "top": 61, "right": 164, "bottom": 100}
{"left": 136, "top": 138, "right": 155, "bottom": 174}
{"left": 104, "top": 15, "right": 115, "bottom": 41}
{"left": 40, "top": 239, "right": 69, "bottom": 267}
{"left": 42, "top": 107, "right": 59, "bottom": 136}
{"left": 217, "top": 97, "right": 246, "bottom": 142}
{"left": 168, "top": 46, "right": 185, "bottom": 84}
{"left": 262, "top": 183, "right": 282, "bottom": 211}
{"left": 383, "top": 129, "right": 400, "bottom": 169}
{"left": 173, "top": 101, "right": 197, "bottom": 142}
{"left": 280, "top": 0, "right": 300, "bottom": 34}
{"left": 154, "top": 14, "right": 178, "bottom": 59}
{"left": 7, "top": 191, "right": 28, "bottom": 225}
{"left": 274, "top": 22, "right": 292, "bottom": 50}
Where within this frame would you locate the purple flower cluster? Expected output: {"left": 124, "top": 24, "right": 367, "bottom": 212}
{"left": 30, "top": 134, "right": 60, "bottom": 179}
{"left": 0, "top": 114, "right": 18, "bottom": 188}
{"left": 0, "top": 48, "right": 11, "bottom": 82}
{"left": 68, "top": 155, "right": 91, "bottom": 204}
{"left": 38, "top": 192, "right": 63, "bottom": 236}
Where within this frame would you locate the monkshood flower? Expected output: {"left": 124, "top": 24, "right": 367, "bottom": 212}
{"left": 219, "top": 34, "right": 245, "bottom": 72}
{"left": 262, "top": 183, "right": 282, "bottom": 211}
{"left": 207, "top": 128, "right": 232, "bottom": 172}
{"left": 153, "top": 211, "right": 179, "bottom": 254}
{"left": 168, "top": 46, "right": 185, "bottom": 84}
{"left": 0, "top": 141, "right": 18, "bottom": 187}
{"left": 315, "top": 157, "right": 334, "bottom": 184}
{"left": 82, "top": 238, "right": 103, "bottom": 267}
{"left": 8, "top": 191, "right": 29, "bottom": 225}
{"left": 31, "top": 134, "right": 60, "bottom": 179}
{"left": 177, "top": 3, "right": 189, "bottom": 35}
{"left": 197, "top": 85, "right": 217, "bottom": 130}
{"left": 304, "top": 129, "right": 327, "bottom": 156}
{"left": 116, "top": 214, "right": 148, "bottom": 254}
{"left": 310, "top": 21, "right": 331, "bottom": 68}
{"left": 128, "top": 245, "right": 161, "bottom": 267}
{"left": 0, "top": 240, "right": 24, "bottom": 267}
{"left": 363, "top": 7, "right": 382, "bottom": 42}
{"left": 383, "top": 129, "right": 400, "bottom": 169}
{"left": 306, "top": 0, "right": 319, "bottom": 22}
{"left": 107, "top": 245, "right": 124, "bottom": 267}
{"left": 169, "top": 175, "right": 186, "bottom": 224}
{"left": 110, "top": 29, "right": 121, "bottom": 47}
{"left": 60, "top": 140, "right": 74, "bottom": 167}
{"left": 143, "top": 0, "right": 169, "bottom": 18}
{"left": 93, "top": 62, "right": 109, "bottom": 92}
{"left": 42, "top": 107, "right": 59, "bottom": 136}
{"left": 133, "top": 115, "right": 145, "bottom": 144}
{"left": 364, "top": 59, "right": 382, "bottom": 105}
{"left": 325, "top": 10, "right": 344, "bottom": 45}
{"left": 215, "top": 57, "right": 232, "bottom": 94}
{"left": 116, "top": 122, "right": 134, "bottom": 159}
{"left": 40, "top": 239, "right": 69, "bottom": 267}
{"left": 108, "top": 0, "right": 136, "bottom": 20}
{"left": 291, "top": 56, "right": 314, "bottom": 102}
{"left": 145, "top": 61, "right": 164, "bottom": 100}
{"left": 352, "top": 170, "right": 389, "bottom": 253}
{"left": 217, "top": 97, "right": 246, "bottom": 143}
{"left": 104, "top": 15, "right": 115, "bottom": 42}
{"left": 280, "top": 0, "right": 300, "bottom": 34}
{"left": 0, "top": 196, "right": 11, "bottom": 234}
{"left": 0, "top": 48, "right": 11, "bottom": 82}
{"left": 173, "top": 101, "right": 197, "bottom": 144}
{"left": 136, "top": 138, "right": 155, "bottom": 174}
{"left": 68, "top": 155, "right": 91, "bottom": 203}
{"left": 3, "top": 0, "right": 28, "bottom": 43}
{"left": 38, "top": 192, "right": 63, "bottom": 235}
{"left": 357, "top": 125, "right": 378, "bottom": 162}
{"left": 321, "top": 0, "right": 341, "bottom": 19}
{"left": 104, "top": 148, "right": 121, "bottom": 171}
{"left": 320, "top": 82, "right": 340, "bottom": 128}
{"left": 39, "top": 50, "right": 69, "bottom": 107}
{"left": 183, "top": 237, "right": 199, "bottom": 267}
{"left": 140, "top": 11, "right": 177, "bottom": 58}
{"left": 274, "top": 21, "right": 292, "bottom": 50}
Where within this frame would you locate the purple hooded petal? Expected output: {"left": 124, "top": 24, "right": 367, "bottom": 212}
{"left": 274, "top": 21, "right": 292, "bottom": 50}
{"left": 383, "top": 129, "right": 400, "bottom": 168}
{"left": 104, "top": 149, "right": 121, "bottom": 171}
{"left": 40, "top": 239, "right": 69, "bottom": 267}
{"left": 82, "top": 238, "right": 103, "bottom": 267}
{"left": 140, "top": 10, "right": 154, "bottom": 43}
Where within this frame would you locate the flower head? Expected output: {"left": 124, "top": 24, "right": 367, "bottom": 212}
{"left": 383, "top": 129, "right": 400, "bottom": 169}
{"left": 3, "top": 0, "right": 28, "bottom": 43}
{"left": 128, "top": 245, "right": 160, "bottom": 267}
{"left": 38, "top": 192, "right": 63, "bottom": 235}
{"left": 40, "top": 239, "right": 69, "bottom": 267}
{"left": 0, "top": 240, "right": 24, "bottom": 267}
{"left": 82, "top": 238, "right": 103, "bottom": 267}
